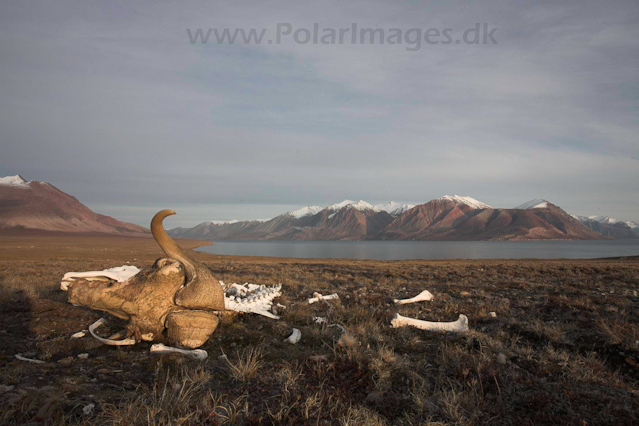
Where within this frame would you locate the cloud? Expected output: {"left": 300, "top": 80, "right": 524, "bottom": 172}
{"left": 0, "top": 0, "right": 638, "bottom": 226}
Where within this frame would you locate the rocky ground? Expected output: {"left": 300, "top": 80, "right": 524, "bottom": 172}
{"left": 0, "top": 235, "right": 638, "bottom": 425}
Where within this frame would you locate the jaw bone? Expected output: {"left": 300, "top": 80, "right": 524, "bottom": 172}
{"left": 394, "top": 290, "right": 434, "bottom": 305}
{"left": 150, "top": 343, "right": 208, "bottom": 361}
{"left": 391, "top": 313, "right": 469, "bottom": 333}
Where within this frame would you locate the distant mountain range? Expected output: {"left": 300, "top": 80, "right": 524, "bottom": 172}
{"left": 168, "top": 196, "right": 639, "bottom": 241}
{"left": 0, "top": 175, "right": 149, "bottom": 235}
{"left": 2, "top": 174, "right": 636, "bottom": 241}
{"left": 571, "top": 214, "right": 639, "bottom": 239}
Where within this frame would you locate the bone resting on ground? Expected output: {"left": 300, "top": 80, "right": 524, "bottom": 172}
{"left": 89, "top": 318, "right": 137, "bottom": 346}
{"left": 150, "top": 343, "right": 208, "bottom": 361}
{"left": 222, "top": 282, "right": 283, "bottom": 319}
{"left": 394, "top": 290, "right": 435, "bottom": 304}
{"left": 285, "top": 328, "right": 301, "bottom": 344}
{"left": 60, "top": 265, "right": 141, "bottom": 291}
{"left": 308, "top": 292, "right": 339, "bottom": 304}
{"left": 15, "top": 354, "right": 45, "bottom": 364}
{"left": 391, "top": 313, "right": 469, "bottom": 333}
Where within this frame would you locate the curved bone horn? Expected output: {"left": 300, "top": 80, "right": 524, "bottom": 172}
{"left": 151, "top": 210, "right": 225, "bottom": 310}
{"left": 89, "top": 318, "right": 137, "bottom": 346}
{"left": 151, "top": 210, "right": 200, "bottom": 284}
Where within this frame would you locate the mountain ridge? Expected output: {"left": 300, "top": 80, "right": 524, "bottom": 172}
{"left": 168, "top": 196, "right": 621, "bottom": 241}
{"left": 0, "top": 175, "right": 150, "bottom": 235}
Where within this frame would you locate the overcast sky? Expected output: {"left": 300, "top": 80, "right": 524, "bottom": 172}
{"left": 1, "top": 0, "right": 638, "bottom": 227}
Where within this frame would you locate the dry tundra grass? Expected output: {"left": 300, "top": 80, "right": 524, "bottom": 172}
{"left": 0, "top": 234, "right": 638, "bottom": 425}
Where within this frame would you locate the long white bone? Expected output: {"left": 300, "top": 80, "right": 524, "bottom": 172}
{"left": 61, "top": 265, "right": 141, "bottom": 291}
{"left": 308, "top": 292, "right": 339, "bottom": 304}
{"left": 394, "top": 290, "right": 434, "bottom": 305}
{"left": 285, "top": 328, "right": 301, "bottom": 344}
{"left": 89, "top": 318, "right": 137, "bottom": 346}
{"left": 15, "top": 354, "right": 45, "bottom": 364}
{"left": 150, "top": 343, "right": 208, "bottom": 360}
{"left": 391, "top": 314, "right": 469, "bottom": 333}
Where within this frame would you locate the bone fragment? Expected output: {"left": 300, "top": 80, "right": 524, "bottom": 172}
{"left": 61, "top": 265, "right": 141, "bottom": 291}
{"left": 88, "top": 318, "right": 136, "bottom": 346}
{"left": 150, "top": 343, "right": 208, "bottom": 361}
{"left": 82, "top": 403, "right": 95, "bottom": 415}
{"left": 390, "top": 313, "right": 469, "bottom": 333}
{"left": 15, "top": 354, "right": 45, "bottom": 364}
{"left": 489, "top": 312, "right": 497, "bottom": 318}
{"left": 285, "top": 328, "right": 301, "bottom": 344}
{"left": 77, "top": 353, "right": 89, "bottom": 359}
{"left": 394, "top": 290, "right": 434, "bottom": 305}
{"left": 308, "top": 292, "right": 339, "bottom": 304}
{"left": 71, "top": 331, "right": 86, "bottom": 339}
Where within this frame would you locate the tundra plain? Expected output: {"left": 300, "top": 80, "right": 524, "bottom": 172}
{"left": 0, "top": 235, "right": 638, "bottom": 425}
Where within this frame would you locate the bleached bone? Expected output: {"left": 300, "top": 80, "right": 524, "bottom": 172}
{"left": 61, "top": 265, "right": 141, "bottom": 291}
{"left": 394, "top": 290, "right": 434, "bottom": 305}
{"left": 150, "top": 343, "right": 208, "bottom": 360}
{"left": 308, "top": 292, "right": 339, "bottom": 304}
{"left": 82, "top": 403, "right": 95, "bottom": 416}
{"left": 15, "top": 354, "right": 45, "bottom": 364}
{"left": 71, "top": 331, "right": 86, "bottom": 339}
{"left": 224, "top": 283, "right": 282, "bottom": 319}
{"left": 391, "top": 313, "right": 469, "bottom": 333}
{"left": 88, "top": 318, "right": 136, "bottom": 346}
{"left": 285, "top": 328, "right": 301, "bottom": 344}
{"left": 313, "top": 317, "right": 346, "bottom": 333}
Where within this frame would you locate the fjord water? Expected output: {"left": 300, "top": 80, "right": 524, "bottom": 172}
{"left": 197, "top": 240, "right": 639, "bottom": 260}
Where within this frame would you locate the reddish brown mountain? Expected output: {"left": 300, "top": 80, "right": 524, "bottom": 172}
{"left": 382, "top": 199, "right": 603, "bottom": 241}
{"left": 170, "top": 202, "right": 394, "bottom": 241}
{"left": 169, "top": 196, "right": 606, "bottom": 241}
{"left": 0, "top": 175, "right": 149, "bottom": 235}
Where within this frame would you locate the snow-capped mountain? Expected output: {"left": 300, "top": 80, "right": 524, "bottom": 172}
{"left": 588, "top": 216, "right": 637, "bottom": 230}
{"left": 210, "top": 220, "right": 240, "bottom": 225}
{"left": 287, "top": 205, "right": 324, "bottom": 219}
{"left": 326, "top": 199, "right": 368, "bottom": 211}
{"left": 0, "top": 175, "right": 148, "bottom": 235}
{"left": 588, "top": 215, "right": 619, "bottom": 225}
{"left": 572, "top": 214, "right": 638, "bottom": 239}
{"left": 0, "top": 175, "right": 29, "bottom": 186}
{"left": 515, "top": 199, "right": 549, "bottom": 209}
{"left": 170, "top": 195, "right": 605, "bottom": 241}
{"left": 374, "top": 201, "right": 415, "bottom": 216}
{"left": 286, "top": 199, "right": 413, "bottom": 219}
{"left": 438, "top": 195, "right": 492, "bottom": 209}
